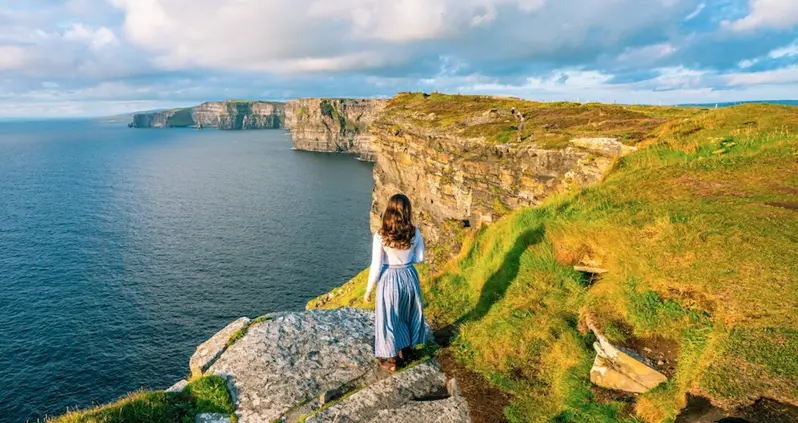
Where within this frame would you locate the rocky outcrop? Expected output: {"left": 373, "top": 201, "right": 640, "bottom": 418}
{"left": 190, "top": 317, "right": 250, "bottom": 378}
{"left": 130, "top": 101, "right": 284, "bottom": 129}
{"left": 285, "top": 98, "right": 387, "bottom": 161}
{"left": 307, "top": 361, "right": 469, "bottom": 423}
{"left": 187, "top": 308, "right": 469, "bottom": 423}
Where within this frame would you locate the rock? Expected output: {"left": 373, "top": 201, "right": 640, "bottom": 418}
{"left": 201, "top": 309, "right": 467, "bottom": 423}
{"left": 574, "top": 265, "right": 608, "bottom": 274}
{"left": 570, "top": 137, "right": 637, "bottom": 157}
{"left": 285, "top": 98, "right": 387, "bottom": 161}
{"left": 166, "top": 379, "right": 189, "bottom": 393}
{"left": 306, "top": 361, "right": 469, "bottom": 423}
{"left": 207, "top": 309, "right": 376, "bottom": 423}
{"left": 195, "top": 413, "right": 231, "bottom": 423}
{"left": 367, "top": 395, "right": 471, "bottom": 423}
{"left": 586, "top": 317, "right": 667, "bottom": 393}
{"left": 190, "top": 317, "right": 251, "bottom": 378}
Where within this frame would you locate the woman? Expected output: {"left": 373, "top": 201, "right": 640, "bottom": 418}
{"left": 364, "top": 194, "right": 426, "bottom": 372}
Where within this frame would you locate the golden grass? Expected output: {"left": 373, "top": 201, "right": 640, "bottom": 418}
{"left": 310, "top": 99, "right": 798, "bottom": 422}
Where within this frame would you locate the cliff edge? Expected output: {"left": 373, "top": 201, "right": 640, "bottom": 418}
{"left": 311, "top": 96, "right": 798, "bottom": 423}
{"left": 285, "top": 98, "right": 387, "bottom": 161}
{"left": 131, "top": 101, "right": 284, "bottom": 129}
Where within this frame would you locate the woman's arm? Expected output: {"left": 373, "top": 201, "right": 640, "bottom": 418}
{"left": 365, "top": 233, "right": 383, "bottom": 301}
{"left": 413, "top": 227, "right": 425, "bottom": 263}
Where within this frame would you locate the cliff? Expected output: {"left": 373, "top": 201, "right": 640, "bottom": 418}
{"left": 369, "top": 93, "right": 656, "bottom": 265}
{"left": 130, "top": 101, "right": 284, "bottom": 129}
{"left": 312, "top": 96, "right": 798, "bottom": 423}
{"left": 285, "top": 98, "right": 387, "bottom": 161}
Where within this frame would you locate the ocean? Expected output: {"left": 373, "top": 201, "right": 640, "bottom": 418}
{"left": 0, "top": 120, "right": 374, "bottom": 422}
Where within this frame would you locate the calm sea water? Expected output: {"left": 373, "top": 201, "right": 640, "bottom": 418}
{"left": 0, "top": 121, "right": 374, "bottom": 422}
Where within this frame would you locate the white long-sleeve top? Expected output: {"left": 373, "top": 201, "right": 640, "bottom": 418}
{"left": 366, "top": 227, "right": 425, "bottom": 293}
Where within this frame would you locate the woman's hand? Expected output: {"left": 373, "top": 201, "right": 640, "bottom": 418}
{"left": 363, "top": 290, "right": 372, "bottom": 303}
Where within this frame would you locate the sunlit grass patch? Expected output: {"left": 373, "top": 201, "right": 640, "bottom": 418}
{"left": 51, "top": 376, "right": 235, "bottom": 423}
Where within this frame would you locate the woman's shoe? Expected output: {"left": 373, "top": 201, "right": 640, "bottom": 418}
{"left": 379, "top": 357, "right": 397, "bottom": 372}
{"left": 398, "top": 347, "right": 415, "bottom": 366}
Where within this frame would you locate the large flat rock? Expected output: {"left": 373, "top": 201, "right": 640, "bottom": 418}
{"left": 190, "top": 317, "right": 251, "bottom": 378}
{"left": 208, "top": 308, "right": 376, "bottom": 423}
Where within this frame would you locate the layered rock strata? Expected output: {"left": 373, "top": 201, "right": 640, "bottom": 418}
{"left": 131, "top": 101, "right": 284, "bottom": 129}
{"left": 285, "top": 98, "right": 387, "bottom": 161}
{"left": 370, "top": 121, "right": 634, "bottom": 265}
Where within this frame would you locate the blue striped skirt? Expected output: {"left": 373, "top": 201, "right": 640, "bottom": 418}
{"left": 374, "top": 263, "right": 426, "bottom": 358}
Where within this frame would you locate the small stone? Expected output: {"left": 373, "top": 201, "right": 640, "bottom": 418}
{"left": 643, "top": 347, "right": 652, "bottom": 353}
{"left": 574, "top": 265, "right": 608, "bottom": 274}
{"left": 166, "top": 379, "right": 189, "bottom": 393}
{"left": 657, "top": 360, "right": 665, "bottom": 366}
{"left": 195, "top": 413, "right": 231, "bottom": 423}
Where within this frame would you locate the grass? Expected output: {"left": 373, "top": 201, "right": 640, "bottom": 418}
{"left": 51, "top": 376, "right": 235, "bottom": 423}
{"left": 310, "top": 99, "right": 798, "bottom": 422}
{"left": 378, "top": 92, "right": 703, "bottom": 146}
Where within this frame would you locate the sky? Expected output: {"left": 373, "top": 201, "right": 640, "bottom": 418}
{"left": 1, "top": 0, "right": 797, "bottom": 117}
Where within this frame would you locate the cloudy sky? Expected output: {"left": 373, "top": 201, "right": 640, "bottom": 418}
{"left": 1, "top": 0, "right": 797, "bottom": 117}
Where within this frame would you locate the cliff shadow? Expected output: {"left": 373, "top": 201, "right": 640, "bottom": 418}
{"left": 456, "top": 226, "right": 545, "bottom": 326}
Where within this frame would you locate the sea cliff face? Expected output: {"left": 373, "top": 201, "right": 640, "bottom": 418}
{"left": 285, "top": 98, "right": 387, "bottom": 161}
{"left": 369, "top": 93, "right": 640, "bottom": 265}
{"left": 130, "top": 101, "right": 284, "bottom": 129}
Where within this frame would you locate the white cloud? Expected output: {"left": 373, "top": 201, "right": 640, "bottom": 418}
{"left": 108, "top": 0, "right": 696, "bottom": 73}
{"left": 685, "top": 2, "right": 705, "bottom": 21}
{"left": 63, "top": 23, "right": 118, "bottom": 51}
{"left": 0, "top": 46, "right": 28, "bottom": 71}
{"left": 726, "top": 0, "right": 798, "bottom": 31}
{"left": 738, "top": 59, "right": 757, "bottom": 68}
{"left": 724, "top": 65, "right": 798, "bottom": 86}
{"left": 616, "top": 43, "right": 677, "bottom": 63}
{"left": 769, "top": 40, "right": 798, "bottom": 58}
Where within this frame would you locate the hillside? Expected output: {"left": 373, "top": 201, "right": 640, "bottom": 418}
{"left": 310, "top": 96, "right": 798, "bottom": 422}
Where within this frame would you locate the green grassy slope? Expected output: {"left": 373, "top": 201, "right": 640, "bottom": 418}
{"left": 50, "top": 376, "right": 235, "bottom": 423}
{"left": 310, "top": 102, "right": 798, "bottom": 422}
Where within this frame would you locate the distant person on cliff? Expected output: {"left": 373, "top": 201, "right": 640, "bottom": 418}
{"left": 363, "top": 193, "right": 426, "bottom": 372}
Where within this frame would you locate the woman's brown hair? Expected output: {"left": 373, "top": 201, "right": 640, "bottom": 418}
{"left": 379, "top": 194, "right": 416, "bottom": 249}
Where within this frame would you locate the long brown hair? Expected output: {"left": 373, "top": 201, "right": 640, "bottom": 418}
{"left": 379, "top": 194, "right": 416, "bottom": 249}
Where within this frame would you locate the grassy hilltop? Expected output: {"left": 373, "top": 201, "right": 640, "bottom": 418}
{"left": 310, "top": 96, "right": 798, "bottom": 422}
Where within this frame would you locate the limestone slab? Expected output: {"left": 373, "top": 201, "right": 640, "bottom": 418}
{"left": 208, "top": 309, "right": 376, "bottom": 423}
{"left": 190, "top": 317, "right": 251, "bottom": 378}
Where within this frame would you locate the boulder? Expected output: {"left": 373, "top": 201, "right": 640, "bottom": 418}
{"left": 586, "top": 318, "right": 667, "bottom": 393}
{"left": 190, "top": 317, "right": 251, "bottom": 378}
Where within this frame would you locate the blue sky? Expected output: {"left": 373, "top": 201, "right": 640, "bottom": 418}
{"left": 1, "top": 0, "right": 797, "bottom": 117}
